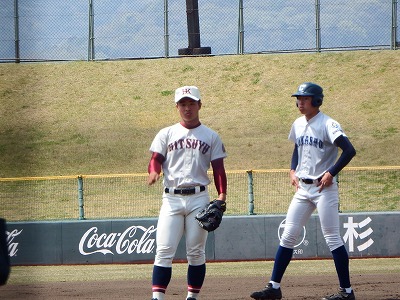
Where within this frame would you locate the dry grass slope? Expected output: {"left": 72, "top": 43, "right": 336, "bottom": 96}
{"left": 0, "top": 50, "right": 399, "bottom": 177}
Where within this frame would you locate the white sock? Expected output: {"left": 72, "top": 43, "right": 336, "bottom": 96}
{"left": 152, "top": 292, "right": 165, "bottom": 300}
{"left": 344, "top": 287, "right": 353, "bottom": 293}
{"left": 187, "top": 291, "right": 199, "bottom": 299}
{"left": 269, "top": 281, "right": 280, "bottom": 289}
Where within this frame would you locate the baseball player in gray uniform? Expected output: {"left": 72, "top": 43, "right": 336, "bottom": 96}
{"left": 251, "top": 82, "right": 356, "bottom": 300}
{"left": 147, "top": 86, "right": 227, "bottom": 300}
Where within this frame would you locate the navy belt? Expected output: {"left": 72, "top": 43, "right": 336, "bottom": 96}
{"left": 301, "top": 177, "right": 322, "bottom": 184}
{"left": 164, "top": 186, "right": 205, "bottom": 195}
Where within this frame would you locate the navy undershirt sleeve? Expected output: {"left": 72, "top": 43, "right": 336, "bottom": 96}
{"left": 328, "top": 135, "right": 356, "bottom": 177}
{"left": 290, "top": 144, "right": 298, "bottom": 171}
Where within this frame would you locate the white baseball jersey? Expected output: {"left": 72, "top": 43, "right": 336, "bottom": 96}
{"left": 288, "top": 111, "right": 346, "bottom": 180}
{"left": 149, "top": 122, "right": 227, "bottom": 188}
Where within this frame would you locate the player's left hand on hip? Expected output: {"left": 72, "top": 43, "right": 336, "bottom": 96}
{"left": 318, "top": 172, "right": 333, "bottom": 192}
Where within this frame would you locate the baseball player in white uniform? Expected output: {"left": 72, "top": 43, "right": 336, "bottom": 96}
{"left": 251, "top": 82, "right": 356, "bottom": 300}
{"left": 147, "top": 86, "right": 227, "bottom": 300}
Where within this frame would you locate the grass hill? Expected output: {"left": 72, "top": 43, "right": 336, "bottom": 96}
{"left": 0, "top": 50, "right": 399, "bottom": 177}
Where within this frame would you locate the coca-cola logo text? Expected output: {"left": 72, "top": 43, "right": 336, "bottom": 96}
{"left": 7, "top": 229, "right": 23, "bottom": 257}
{"left": 79, "top": 225, "right": 156, "bottom": 256}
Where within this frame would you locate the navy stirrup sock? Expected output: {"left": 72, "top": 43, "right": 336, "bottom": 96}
{"left": 152, "top": 265, "right": 172, "bottom": 293}
{"left": 187, "top": 264, "right": 206, "bottom": 293}
{"left": 271, "top": 246, "right": 293, "bottom": 283}
{"left": 332, "top": 245, "right": 351, "bottom": 288}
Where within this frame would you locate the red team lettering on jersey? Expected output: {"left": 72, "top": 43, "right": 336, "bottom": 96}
{"left": 168, "top": 138, "right": 211, "bottom": 154}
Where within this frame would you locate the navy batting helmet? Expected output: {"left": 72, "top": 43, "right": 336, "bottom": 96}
{"left": 292, "top": 82, "right": 324, "bottom": 107}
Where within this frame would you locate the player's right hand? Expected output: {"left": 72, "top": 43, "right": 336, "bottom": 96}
{"left": 147, "top": 172, "right": 160, "bottom": 185}
{"left": 290, "top": 170, "right": 299, "bottom": 191}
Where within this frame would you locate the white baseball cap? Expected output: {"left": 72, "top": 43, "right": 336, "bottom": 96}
{"left": 174, "top": 86, "right": 201, "bottom": 103}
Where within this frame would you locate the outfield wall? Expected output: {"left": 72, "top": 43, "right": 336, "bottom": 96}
{"left": 6, "top": 212, "right": 400, "bottom": 265}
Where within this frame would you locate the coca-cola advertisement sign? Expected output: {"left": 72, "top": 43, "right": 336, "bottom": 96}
{"left": 79, "top": 225, "right": 157, "bottom": 256}
{"left": 6, "top": 221, "right": 159, "bottom": 265}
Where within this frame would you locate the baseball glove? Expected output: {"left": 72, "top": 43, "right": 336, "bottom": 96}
{"left": 195, "top": 200, "right": 226, "bottom": 232}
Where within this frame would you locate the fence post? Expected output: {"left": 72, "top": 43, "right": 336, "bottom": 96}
{"left": 88, "top": 0, "right": 95, "bottom": 61}
{"left": 247, "top": 170, "right": 255, "bottom": 215}
{"left": 77, "top": 176, "right": 85, "bottom": 220}
{"left": 392, "top": 0, "right": 398, "bottom": 50}
{"left": 164, "top": 0, "right": 170, "bottom": 57}
{"left": 237, "top": 0, "right": 244, "bottom": 54}
{"left": 178, "top": 0, "right": 211, "bottom": 55}
{"left": 14, "top": 0, "right": 20, "bottom": 63}
{"left": 315, "top": 0, "right": 321, "bottom": 52}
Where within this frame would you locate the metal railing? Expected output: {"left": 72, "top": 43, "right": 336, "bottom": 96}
{"left": 1, "top": 167, "right": 399, "bottom": 221}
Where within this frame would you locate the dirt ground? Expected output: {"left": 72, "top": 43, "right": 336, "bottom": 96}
{"left": 1, "top": 273, "right": 399, "bottom": 300}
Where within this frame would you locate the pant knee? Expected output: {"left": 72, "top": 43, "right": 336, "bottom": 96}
{"left": 324, "top": 234, "right": 344, "bottom": 251}
{"left": 280, "top": 231, "right": 299, "bottom": 249}
{"left": 187, "top": 251, "right": 206, "bottom": 265}
{"left": 154, "top": 255, "right": 173, "bottom": 268}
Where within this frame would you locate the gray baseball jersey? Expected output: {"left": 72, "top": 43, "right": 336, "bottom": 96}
{"left": 288, "top": 111, "right": 347, "bottom": 180}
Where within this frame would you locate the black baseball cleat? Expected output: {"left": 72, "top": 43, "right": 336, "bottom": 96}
{"left": 322, "top": 288, "right": 356, "bottom": 300}
{"left": 250, "top": 283, "right": 282, "bottom": 300}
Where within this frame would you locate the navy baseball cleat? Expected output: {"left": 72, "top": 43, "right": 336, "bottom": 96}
{"left": 322, "top": 288, "right": 355, "bottom": 300}
{"left": 250, "top": 283, "right": 282, "bottom": 299}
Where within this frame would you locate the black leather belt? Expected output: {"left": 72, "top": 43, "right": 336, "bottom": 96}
{"left": 164, "top": 186, "right": 205, "bottom": 195}
{"left": 301, "top": 177, "right": 322, "bottom": 184}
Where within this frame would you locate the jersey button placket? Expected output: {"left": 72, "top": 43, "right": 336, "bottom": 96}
{"left": 301, "top": 125, "right": 311, "bottom": 174}
{"left": 183, "top": 139, "right": 193, "bottom": 182}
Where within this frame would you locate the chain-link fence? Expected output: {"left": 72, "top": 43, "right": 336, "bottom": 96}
{"left": 1, "top": 0, "right": 398, "bottom": 62}
{"left": 1, "top": 167, "right": 399, "bottom": 221}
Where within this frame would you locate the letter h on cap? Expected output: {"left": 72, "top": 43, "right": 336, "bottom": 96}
{"left": 182, "top": 88, "right": 192, "bottom": 95}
